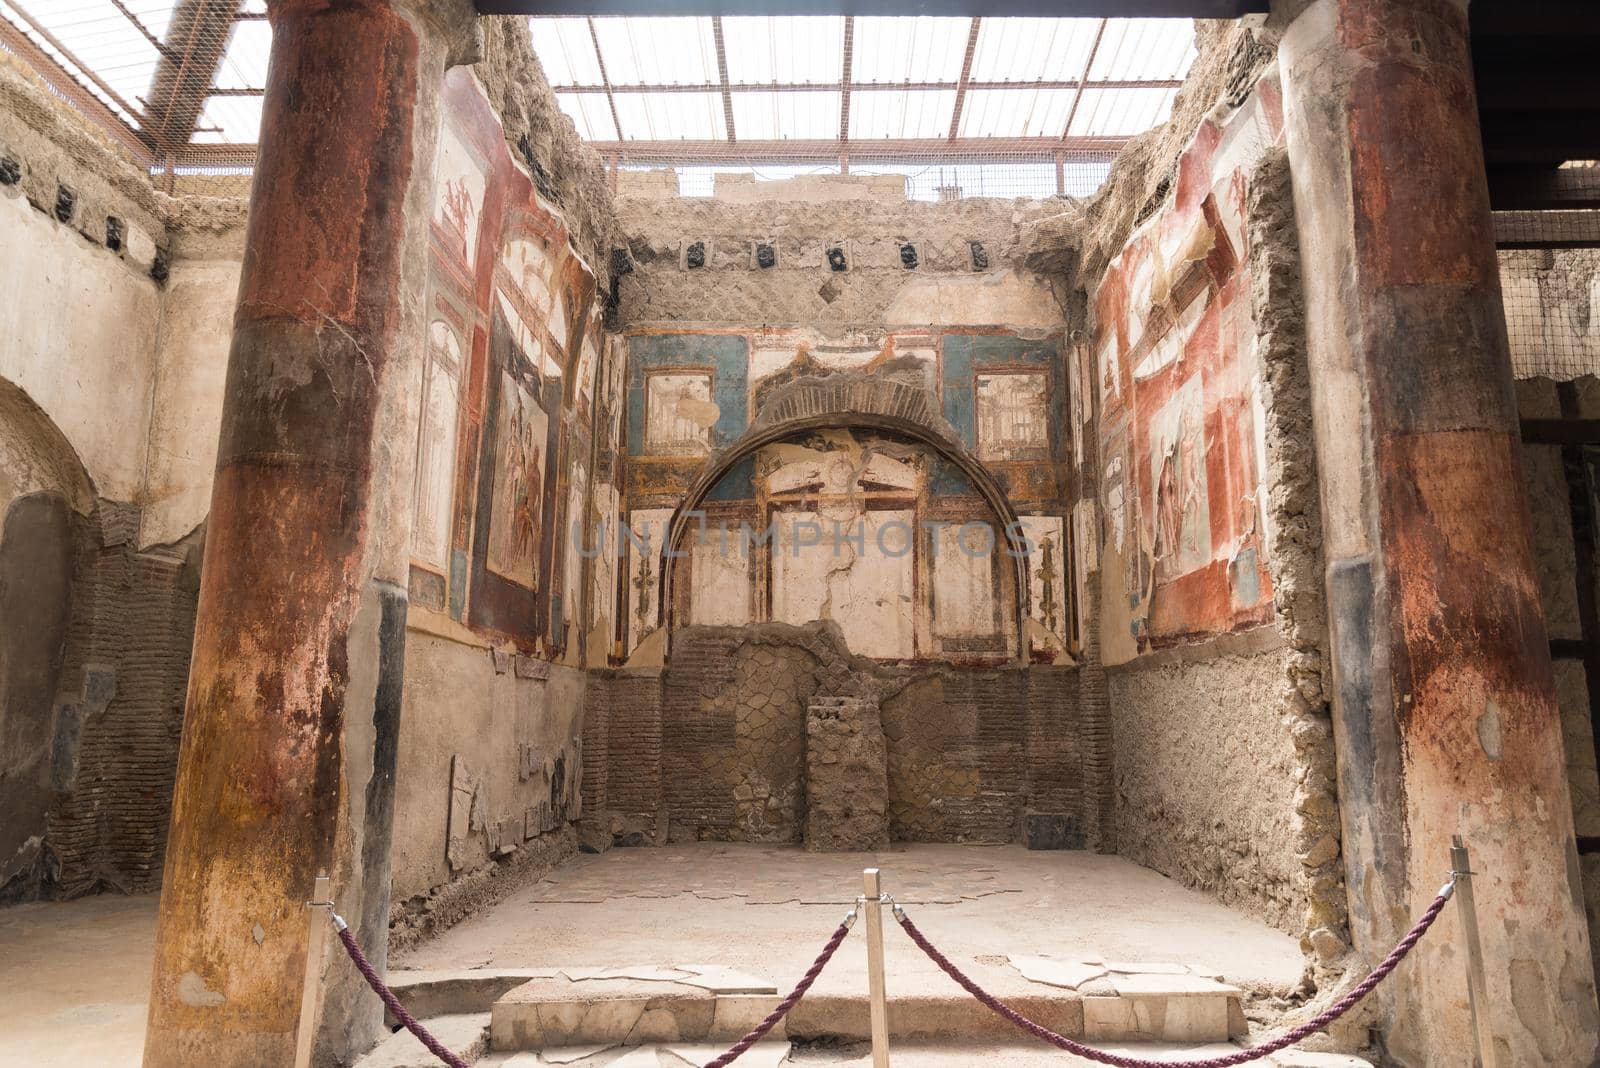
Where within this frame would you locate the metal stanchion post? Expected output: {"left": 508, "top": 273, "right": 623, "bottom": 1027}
{"left": 862, "top": 868, "right": 891, "bottom": 1068}
{"left": 1450, "top": 836, "right": 1498, "bottom": 1068}
{"left": 294, "top": 873, "right": 334, "bottom": 1068}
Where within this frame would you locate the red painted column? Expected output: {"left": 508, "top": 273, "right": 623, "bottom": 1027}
{"left": 1279, "top": 0, "right": 1599, "bottom": 1062}
{"left": 143, "top": 2, "right": 475, "bottom": 1065}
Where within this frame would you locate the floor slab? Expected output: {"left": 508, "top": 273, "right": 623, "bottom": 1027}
{"left": 397, "top": 844, "right": 1306, "bottom": 1006}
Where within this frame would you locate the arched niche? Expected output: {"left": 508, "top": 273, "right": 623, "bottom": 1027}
{"left": 657, "top": 375, "right": 1032, "bottom": 664}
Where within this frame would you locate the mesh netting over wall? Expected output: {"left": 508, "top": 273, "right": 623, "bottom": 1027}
{"left": 1498, "top": 202, "right": 1600, "bottom": 381}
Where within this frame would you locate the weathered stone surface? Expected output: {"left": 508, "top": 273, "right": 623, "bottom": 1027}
{"left": 803, "top": 696, "right": 889, "bottom": 852}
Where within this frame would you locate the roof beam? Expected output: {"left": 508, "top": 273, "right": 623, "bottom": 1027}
{"left": 497, "top": 1, "right": 1261, "bottom": 13}
{"left": 948, "top": 17, "right": 981, "bottom": 140}
{"left": 1487, "top": 166, "right": 1600, "bottom": 211}
{"left": 838, "top": 15, "right": 854, "bottom": 159}
{"left": 585, "top": 134, "right": 1128, "bottom": 166}
{"left": 585, "top": 16, "right": 626, "bottom": 141}
{"left": 712, "top": 16, "right": 736, "bottom": 141}
{"left": 144, "top": 0, "right": 243, "bottom": 153}
{"left": 1061, "top": 18, "right": 1107, "bottom": 140}
{"left": 109, "top": 0, "right": 177, "bottom": 61}
{"left": 550, "top": 76, "right": 1181, "bottom": 94}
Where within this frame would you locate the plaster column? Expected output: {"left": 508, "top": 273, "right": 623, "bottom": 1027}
{"left": 1277, "top": 0, "right": 1599, "bottom": 1062}
{"left": 143, "top": 1, "right": 477, "bottom": 1065}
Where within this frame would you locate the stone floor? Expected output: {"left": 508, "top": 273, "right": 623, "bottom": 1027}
{"left": 397, "top": 843, "right": 1308, "bottom": 1005}
{"left": 0, "top": 844, "right": 1315, "bottom": 1068}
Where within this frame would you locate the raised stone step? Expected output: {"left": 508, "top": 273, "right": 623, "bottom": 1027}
{"left": 487, "top": 972, "right": 1247, "bottom": 1051}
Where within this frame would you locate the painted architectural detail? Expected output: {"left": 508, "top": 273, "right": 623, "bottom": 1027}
{"left": 413, "top": 321, "right": 463, "bottom": 572}
{"left": 1092, "top": 76, "right": 1284, "bottom": 657}
{"left": 975, "top": 372, "right": 1050, "bottom": 461}
{"left": 645, "top": 372, "right": 716, "bottom": 455}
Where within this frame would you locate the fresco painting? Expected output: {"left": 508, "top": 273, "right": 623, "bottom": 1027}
{"left": 409, "top": 68, "right": 618, "bottom": 664}
{"left": 1092, "top": 75, "right": 1284, "bottom": 658}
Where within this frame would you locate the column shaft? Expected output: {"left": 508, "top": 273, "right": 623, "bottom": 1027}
{"left": 1279, "top": 0, "right": 1599, "bottom": 1061}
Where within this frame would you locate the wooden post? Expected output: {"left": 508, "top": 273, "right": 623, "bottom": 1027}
{"left": 293, "top": 873, "right": 333, "bottom": 1068}
{"left": 862, "top": 868, "right": 890, "bottom": 1068}
{"left": 1451, "top": 837, "right": 1498, "bottom": 1068}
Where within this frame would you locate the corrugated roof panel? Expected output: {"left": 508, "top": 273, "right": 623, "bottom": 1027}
{"left": 591, "top": 17, "right": 718, "bottom": 87}
{"left": 1088, "top": 18, "right": 1195, "bottom": 81}
{"left": 555, "top": 92, "right": 617, "bottom": 141}
{"left": 968, "top": 17, "right": 1099, "bottom": 84}
{"left": 849, "top": 88, "right": 957, "bottom": 140}
{"left": 852, "top": 17, "right": 968, "bottom": 85}
{"left": 958, "top": 87, "right": 1077, "bottom": 139}
{"left": 732, "top": 90, "right": 840, "bottom": 141}
{"left": 722, "top": 16, "right": 844, "bottom": 85}
{"left": 614, "top": 90, "right": 726, "bottom": 141}
{"left": 211, "top": 17, "right": 270, "bottom": 93}
{"left": 1068, "top": 86, "right": 1177, "bottom": 137}
{"left": 529, "top": 18, "right": 603, "bottom": 87}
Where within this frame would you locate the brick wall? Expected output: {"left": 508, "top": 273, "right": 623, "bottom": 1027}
{"left": 586, "top": 622, "right": 1110, "bottom": 847}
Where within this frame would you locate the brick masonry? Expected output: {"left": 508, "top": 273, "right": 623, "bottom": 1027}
{"left": 583, "top": 621, "right": 1110, "bottom": 849}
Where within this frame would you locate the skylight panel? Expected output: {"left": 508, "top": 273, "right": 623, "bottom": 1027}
{"left": 555, "top": 92, "right": 617, "bottom": 141}
{"left": 732, "top": 91, "right": 840, "bottom": 141}
{"left": 852, "top": 17, "right": 969, "bottom": 86}
{"left": 721, "top": 16, "right": 844, "bottom": 85}
{"left": 591, "top": 17, "right": 718, "bottom": 87}
{"left": 959, "top": 87, "right": 1077, "bottom": 139}
{"left": 192, "top": 92, "right": 264, "bottom": 145}
{"left": 849, "top": 89, "right": 957, "bottom": 141}
{"left": 967, "top": 18, "right": 1099, "bottom": 84}
{"left": 1068, "top": 87, "right": 1177, "bottom": 137}
{"left": 529, "top": 18, "right": 603, "bottom": 87}
{"left": 614, "top": 91, "right": 726, "bottom": 141}
{"left": 1088, "top": 19, "right": 1196, "bottom": 82}
{"left": 211, "top": 17, "right": 270, "bottom": 93}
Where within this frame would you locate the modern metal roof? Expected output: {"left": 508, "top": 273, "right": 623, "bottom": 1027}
{"left": 533, "top": 15, "right": 1195, "bottom": 197}
{"left": 0, "top": 3, "right": 1194, "bottom": 199}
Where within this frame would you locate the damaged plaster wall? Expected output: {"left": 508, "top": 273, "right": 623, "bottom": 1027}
{"left": 585, "top": 621, "right": 1108, "bottom": 850}
{"left": 1033, "top": 19, "right": 1347, "bottom": 965}
{"left": 0, "top": 51, "right": 241, "bottom": 901}
{"left": 386, "top": 25, "right": 627, "bottom": 939}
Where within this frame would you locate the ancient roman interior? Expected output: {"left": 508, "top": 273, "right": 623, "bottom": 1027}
{"left": 1, "top": 0, "right": 1599, "bottom": 1066}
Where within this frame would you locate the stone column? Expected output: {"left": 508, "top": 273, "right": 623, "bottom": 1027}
{"left": 142, "top": 2, "right": 476, "bottom": 1065}
{"left": 1277, "top": 0, "right": 1599, "bottom": 1063}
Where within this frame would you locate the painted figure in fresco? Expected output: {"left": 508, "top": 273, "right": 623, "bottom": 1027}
{"left": 487, "top": 373, "right": 548, "bottom": 589}
{"left": 442, "top": 178, "right": 474, "bottom": 253}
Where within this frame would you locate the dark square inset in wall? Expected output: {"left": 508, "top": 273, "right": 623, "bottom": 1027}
{"left": 827, "top": 245, "right": 848, "bottom": 271}
{"left": 685, "top": 241, "right": 707, "bottom": 269}
{"left": 900, "top": 242, "right": 919, "bottom": 269}
{"left": 755, "top": 242, "right": 776, "bottom": 269}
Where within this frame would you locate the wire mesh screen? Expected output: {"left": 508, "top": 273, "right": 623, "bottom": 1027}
{"left": 0, "top": 0, "right": 266, "bottom": 197}
{"left": 1498, "top": 202, "right": 1600, "bottom": 381}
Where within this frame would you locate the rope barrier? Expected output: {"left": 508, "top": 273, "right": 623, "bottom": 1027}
{"left": 331, "top": 911, "right": 472, "bottom": 1068}
{"left": 700, "top": 906, "right": 857, "bottom": 1067}
{"left": 889, "top": 880, "right": 1457, "bottom": 1068}
{"left": 327, "top": 904, "right": 857, "bottom": 1068}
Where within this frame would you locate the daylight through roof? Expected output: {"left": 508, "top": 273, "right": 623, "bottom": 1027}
{"left": 0, "top": 4, "right": 1194, "bottom": 199}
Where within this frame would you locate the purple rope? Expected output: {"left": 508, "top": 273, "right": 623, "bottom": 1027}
{"left": 334, "top": 921, "right": 472, "bottom": 1068}
{"left": 701, "top": 917, "right": 854, "bottom": 1068}
{"left": 331, "top": 908, "right": 851, "bottom": 1068}
{"left": 893, "top": 882, "right": 1456, "bottom": 1068}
